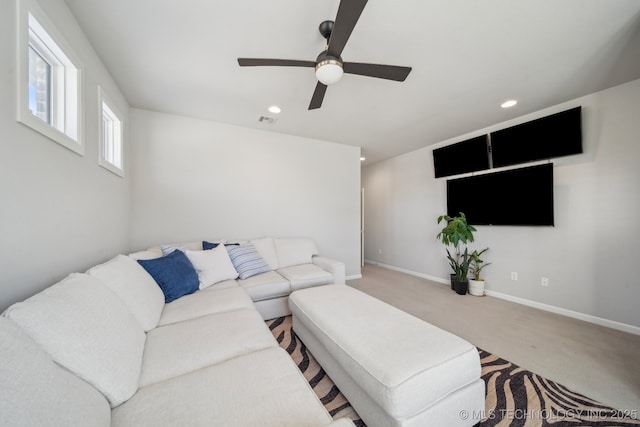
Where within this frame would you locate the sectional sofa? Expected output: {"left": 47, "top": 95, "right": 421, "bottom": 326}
{"left": 1, "top": 237, "right": 352, "bottom": 427}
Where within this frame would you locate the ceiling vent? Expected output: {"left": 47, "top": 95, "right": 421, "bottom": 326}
{"left": 258, "top": 116, "right": 277, "bottom": 125}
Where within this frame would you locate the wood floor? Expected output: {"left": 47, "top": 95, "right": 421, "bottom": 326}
{"left": 348, "top": 264, "right": 640, "bottom": 415}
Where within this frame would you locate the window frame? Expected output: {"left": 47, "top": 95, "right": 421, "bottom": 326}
{"left": 16, "top": 0, "right": 84, "bottom": 155}
{"left": 98, "top": 86, "right": 125, "bottom": 177}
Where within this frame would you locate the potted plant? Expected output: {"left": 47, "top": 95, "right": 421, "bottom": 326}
{"left": 469, "top": 248, "right": 491, "bottom": 296}
{"left": 437, "top": 212, "right": 476, "bottom": 295}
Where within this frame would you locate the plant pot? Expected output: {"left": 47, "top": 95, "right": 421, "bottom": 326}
{"left": 453, "top": 278, "right": 468, "bottom": 295}
{"left": 450, "top": 274, "right": 456, "bottom": 290}
{"left": 468, "top": 279, "right": 485, "bottom": 296}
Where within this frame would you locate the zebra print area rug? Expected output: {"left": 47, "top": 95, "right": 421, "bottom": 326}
{"left": 267, "top": 316, "right": 640, "bottom": 427}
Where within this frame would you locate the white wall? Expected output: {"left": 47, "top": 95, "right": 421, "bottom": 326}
{"left": 362, "top": 78, "right": 640, "bottom": 329}
{"left": 129, "top": 109, "right": 362, "bottom": 277}
{"left": 0, "top": 0, "right": 131, "bottom": 311}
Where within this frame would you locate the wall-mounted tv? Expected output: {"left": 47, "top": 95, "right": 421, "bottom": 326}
{"left": 447, "top": 163, "right": 554, "bottom": 226}
{"left": 433, "top": 135, "right": 489, "bottom": 178}
{"left": 490, "top": 107, "right": 582, "bottom": 168}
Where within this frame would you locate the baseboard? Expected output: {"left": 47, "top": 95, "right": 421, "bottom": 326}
{"left": 483, "top": 289, "right": 640, "bottom": 336}
{"left": 345, "top": 274, "right": 362, "bottom": 281}
{"left": 364, "top": 260, "right": 640, "bottom": 336}
{"left": 364, "top": 259, "right": 450, "bottom": 286}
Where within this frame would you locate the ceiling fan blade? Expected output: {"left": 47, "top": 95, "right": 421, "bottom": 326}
{"left": 308, "top": 82, "right": 328, "bottom": 110}
{"left": 327, "top": 0, "right": 368, "bottom": 58}
{"left": 238, "top": 58, "right": 315, "bottom": 68}
{"left": 343, "top": 62, "right": 412, "bottom": 82}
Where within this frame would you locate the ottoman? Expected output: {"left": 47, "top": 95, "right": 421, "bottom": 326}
{"left": 289, "top": 285, "right": 485, "bottom": 427}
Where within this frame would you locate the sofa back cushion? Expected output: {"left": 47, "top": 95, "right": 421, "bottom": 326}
{"left": 275, "top": 238, "right": 319, "bottom": 269}
{"left": 0, "top": 316, "right": 110, "bottom": 426}
{"left": 88, "top": 254, "right": 165, "bottom": 332}
{"left": 250, "top": 237, "right": 279, "bottom": 270}
{"left": 3, "top": 273, "right": 146, "bottom": 407}
{"left": 128, "top": 247, "right": 163, "bottom": 260}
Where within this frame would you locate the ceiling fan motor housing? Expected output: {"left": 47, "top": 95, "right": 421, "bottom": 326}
{"left": 319, "top": 20, "right": 334, "bottom": 41}
{"left": 316, "top": 50, "right": 342, "bottom": 66}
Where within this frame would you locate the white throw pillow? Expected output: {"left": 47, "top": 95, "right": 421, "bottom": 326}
{"left": 186, "top": 246, "right": 239, "bottom": 289}
{"left": 275, "top": 238, "right": 319, "bottom": 268}
{"left": 88, "top": 254, "right": 165, "bottom": 331}
{"left": 3, "top": 273, "right": 146, "bottom": 408}
{"left": 250, "top": 237, "right": 279, "bottom": 270}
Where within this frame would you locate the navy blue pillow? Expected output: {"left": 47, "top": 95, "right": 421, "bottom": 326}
{"left": 203, "top": 241, "right": 240, "bottom": 251}
{"left": 202, "top": 240, "right": 219, "bottom": 250}
{"left": 137, "top": 250, "right": 199, "bottom": 303}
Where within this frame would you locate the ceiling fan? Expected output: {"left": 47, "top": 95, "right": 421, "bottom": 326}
{"left": 237, "top": 0, "right": 412, "bottom": 110}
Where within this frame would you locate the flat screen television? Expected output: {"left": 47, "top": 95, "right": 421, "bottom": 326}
{"left": 433, "top": 135, "right": 489, "bottom": 178}
{"left": 447, "top": 163, "right": 554, "bottom": 226}
{"left": 490, "top": 107, "right": 582, "bottom": 168}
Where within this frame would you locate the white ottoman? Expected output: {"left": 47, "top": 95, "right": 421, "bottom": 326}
{"left": 289, "top": 285, "right": 485, "bottom": 427}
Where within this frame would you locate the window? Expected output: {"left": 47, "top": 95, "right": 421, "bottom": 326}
{"left": 28, "top": 46, "right": 50, "bottom": 122}
{"left": 17, "top": 0, "right": 84, "bottom": 155}
{"left": 98, "top": 87, "right": 125, "bottom": 177}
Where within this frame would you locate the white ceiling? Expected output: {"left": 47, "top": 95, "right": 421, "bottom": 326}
{"left": 64, "top": 0, "right": 640, "bottom": 165}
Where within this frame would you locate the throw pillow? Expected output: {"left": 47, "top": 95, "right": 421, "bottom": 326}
{"left": 185, "top": 246, "right": 239, "bottom": 289}
{"left": 202, "top": 240, "right": 219, "bottom": 250}
{"left": 203, "top": 241, "right": 240, "bottom": 251}
{"left": 227, "top": 243, "right": 271, "bottom": 280}
{"left": 137, "top": 250, "right": 199, "bottom": 303}
{"left": 160, "top": 241, "right": 202, "bottom": 256}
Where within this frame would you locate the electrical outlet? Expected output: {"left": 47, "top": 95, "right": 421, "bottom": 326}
{"left": 510, "top": 272, "right": 518, "bottom": 281}
{"left": 378, "top": 248, "right": 382, "bottom": 255}
{"left": 541, "top": 277, "right": 549, "bottom": 287}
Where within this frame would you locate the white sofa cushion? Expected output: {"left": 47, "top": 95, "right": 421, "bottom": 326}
{"left": 237, "top": 270, "right": 291, "bottom": 302}
{"left": 278, "top": 264, "right": 333, "bottom": 292}
{"left": 157, "top": 285, "right": 254, "bottom": 326}
{"left": 3, "top": 273, "right": 145, "bottom": 407}
{"left": 0, "top": 317, "right": 111, "bottom": 427}
{"left": 275, "top": 238, "right": 319, "bottom": 268}
{"left": 250, "top": 236, "right": 279, "bottom": 270}
{"left": 185, "top": 246, "right": 239, "bottom": 289}
{"left": 139, "top": 308, "right": 277, "bottom": 387}
{"left": 113, "top": 347, "right": 334, "bottom": 427}
{"left": 88, "top": 254, "right": 165, "bottom": 331}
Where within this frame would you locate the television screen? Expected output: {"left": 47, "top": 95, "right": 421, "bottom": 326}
{"left": 433, "top": 135, "right": 489, "bottom": 178}
{"left": 490, "top": 107, "right": 582, "bottom": 168}
{"left": 447, "top": 163, "right": 554, "bottom": 226}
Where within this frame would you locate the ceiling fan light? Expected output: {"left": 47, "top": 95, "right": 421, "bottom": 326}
{"left": 315, "top": 59, "right": 344, "bottom": 85}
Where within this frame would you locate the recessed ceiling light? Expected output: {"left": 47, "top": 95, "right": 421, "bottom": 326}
{"left": 268, "top": 105, "right": 281, "bottom": 114}
{"left": 360, "top": 157, "right": 366, "bottom": 161}
{"left": 501, "top": 100, "right": 518, "bottom": 109}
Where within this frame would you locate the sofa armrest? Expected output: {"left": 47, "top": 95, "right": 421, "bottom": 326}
{"left": 312, "top": 256, "right": 345, "bottom": 285}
